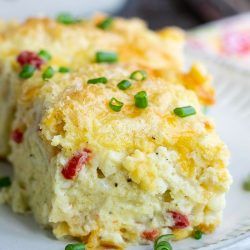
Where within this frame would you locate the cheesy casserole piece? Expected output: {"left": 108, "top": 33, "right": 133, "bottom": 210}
{"left": 6, "top": 61, "right": 231, "bottom": 248}
{"left": 0, "top": 15, "right": 214, "bottom": 157}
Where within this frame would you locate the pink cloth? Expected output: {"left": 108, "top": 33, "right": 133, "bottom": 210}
{"left": 187, "top": 13, "right": 250, "bottom": 68}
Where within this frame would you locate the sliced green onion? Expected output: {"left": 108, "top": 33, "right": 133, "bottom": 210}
{"left": 0, "top": 176, "right": 11, "bottom": 188}
{"left": 243, "top": 176, "right": 250, "bottom": 191}
{"left": 87, "top": 77, "right": 108, "bottom": 84}
{"left": 38, "top": 50, "right": 52, "bottom": 61}
{"left": 193, "top": 229, "right": 203, "bottom": 240}
{"left": 130, "top": 70, "right": 147, "bottom": 81}
{"left": 154, "top": 234, "right": 174, "bottom": 245}
{"left": 117, "top": 80, "right": 131, "bottom": 90}
{"left": 174, "top": 106, "right": 196, "bottom": 118}
{"left": 65, "top": 243, "right": 85, "bottom": 250}
{"left": 154, "top": 234, "right": 174, "bottom": 250}
{"left": 19, "top": 64, "right": 36, "bottom": 79}
{"left": 134, "top": 91, "right": 148, "bottom": 109}
{"left": 109, "top": 97, "right": 124, "bottom": 112}
{"left": 97, "top": 17, "right": 113, "bottom": 30}
{"left": 42, "top": 66, "right": 55, "bottom": 80}
{"left": 59, "top": 66, "right": 70, "bottom": 73}
{"left": 155, "top": 241, "right": 172, "bottom": 250}
{"left": 95, "top": 51, "right": 118, "bottom": 63}
{"left": 57, "top": 13, "right": 80, "bottom": 25}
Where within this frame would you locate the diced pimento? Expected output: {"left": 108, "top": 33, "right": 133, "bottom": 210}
{"left": 170, "top": 211, "right": 189, "bottom": 229}
{"left": 11, "top": 129, "right": 23, "bottom": 144}
{"left": 17, "top": 51, "right": 44, "bottom": 69}
{"left": 61, "top": 149, "right": 91, "bottom": 180}
{"left": 141, "top": 229, "right": 159, "bottom": 241}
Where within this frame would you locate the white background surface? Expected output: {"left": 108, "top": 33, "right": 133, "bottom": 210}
{"left": 0, "top": 0, "right": 126, "bottom": 20}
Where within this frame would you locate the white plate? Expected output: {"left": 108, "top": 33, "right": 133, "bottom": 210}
{"left": 1, "top": 49, "right": 250, "bottom": 250}
{"left": 0, "top": 0, "right": 126, "bottom": 20}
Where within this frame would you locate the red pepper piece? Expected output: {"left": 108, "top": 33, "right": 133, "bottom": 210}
{"left": 141, "top": 229, "right": 159, "bottom": 241}
{"left": 61, "top": 149, "right": 91, "bottom": 180}
{"left": 170, "top": 211, "right": 189, "bottom": 229}
{"left": 11, "top": 129, "right": 23, "bottom": 144}
{"left": 17, "top": 51, "right": 44, "bottom": 69}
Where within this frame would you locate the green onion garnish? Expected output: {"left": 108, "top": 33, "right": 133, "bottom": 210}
{"left": 117, "top": 80, "right": 132, "bottom": 90}
{"left": 109, "top": 97, "right": 124, "bottom": 112}
{"left": 59, "top": 66, "right": 70, "bottom": 73}
{"left": 174, "top": 106, "right": 196, "bottom": 118}
{"left": 134, "top": 91, "right": 148, "bottom": 109}
{"left": 42, "top": 66, "right": 55, "bottom": 80}
{"left": 97, "top": 17, "right": 113, "bottom": 30}
{"left": 193, "top": 229, "right": 203, "bottom": 240}
{"left": 65, "top": 243, "right": 85, "bottom": 250}
{"left": 154, "top": 234, "right": 174, "bottom": 250}
{"left": 57, "top": 13, "right": 80, "bottom": 25}
{"left": 19, "top": 64, "right": 36, "bottom": 79}
{"left": 87, "top": 77, "right": 108, "bottom": 84}
{"left": 95, "top": 51, "right": 118, "bottom": 63}
{"left": 243, "top": 175, "right": 250, "bottom": 191}
{"left": 130, "top": 70, "right": 147, "bottom": 81}
{"left": 0, "top": 176, "right": 11, "bottom": 188}
{"left": 38, "top": 50, "right": 52, "bottom": 61}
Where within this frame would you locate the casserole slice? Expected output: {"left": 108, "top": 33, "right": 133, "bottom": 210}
{"left": 7, "top": 63, "right": 231, "bottom": 248}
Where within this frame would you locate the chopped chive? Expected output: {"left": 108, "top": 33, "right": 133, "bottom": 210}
{"left": 38, "top": 50, "right": 52, "bottom": 61}
{"left": 243, "top": 176, "right": 250, "bottom": 191}
{"left": 154, "top": 234, "right": 174, "bottom": 250}
{"left": 0, "top": 176, "right": 11, "bottom": 188}
{"left": 57, "top": 13, "right": 80, "bottom": 25}
{"left": 65, "top": 243, "right": 85, "bottom": 250}
{"left": 109, "top": 97, "right": 124, "bottom": 112}
{"left": 174, "top": 106, "right": 196, "bottom": 118}
{"left": 42, "top": 66, "right": 55, "bottom": 80}
{"left": 19, "top": 64, "right": 36, "bottom": 79}
{"left": 95, "top": 51, "right": 118, "bottom": 63}
{"left": 134, "top": 91, "right": 148, "bottom": 109}
{"left": 97, "top": 17, "right": 113, "bottom": 30}
{"left": 154, "top": 234, "right": 174, "bottom": 245}
{"left": 193, "top": 229, "right": 203, "bottom": 240}
{"left": 117, "top": 80, "right": 131, "bottom": 90}
{"left": 59, "top": 66, "right": 70, "bottom": 73}
{"left": 87, "top": 77, "right": 108, "bottom": 84}
{"left": 154, "top": 241, "right": 172, "bottom": 250}
{"left": 130, "top": 70, "right": 147, "bottom": 81}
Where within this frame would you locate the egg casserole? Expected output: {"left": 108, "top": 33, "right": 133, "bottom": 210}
{"left": 0, "top": 15, "right": 214, "bottom": 157}
{"left": 4, "top": 61, "right": 231, "bottom": 249}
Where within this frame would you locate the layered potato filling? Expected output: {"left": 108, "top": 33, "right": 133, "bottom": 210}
{"left": 0, "top": 15, "right": 214, "bottom": 157}
{"left": 6, "top": 63, "right": 231, "bottom": 249}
